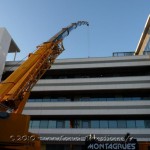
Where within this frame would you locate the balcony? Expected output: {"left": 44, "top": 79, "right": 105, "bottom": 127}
{"left": 31, "top": 76, "right": 150, "bottom": 92}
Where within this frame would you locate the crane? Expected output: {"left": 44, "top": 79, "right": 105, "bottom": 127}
{"left": 0, "top": 21, "right": 89, "bottom": 150}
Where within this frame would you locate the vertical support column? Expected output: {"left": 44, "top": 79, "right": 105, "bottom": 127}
{"left": 14, "top": 50, "right": 17, "bottom": 61}
{"left": 0, "top": 28, "right": 11, "bottom": 81}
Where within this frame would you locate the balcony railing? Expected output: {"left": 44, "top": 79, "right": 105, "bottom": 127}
{"left": 112, "top": 51, "right": 150, "bottom": 57}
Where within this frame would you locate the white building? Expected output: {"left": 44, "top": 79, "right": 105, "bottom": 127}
{"left": 1, "top": 16, "right": 150, "bottom": 150}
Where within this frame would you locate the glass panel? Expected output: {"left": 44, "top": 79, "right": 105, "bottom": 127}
{"left": 131, "top": 97, "right": 141, "bottom": 101}
{"left": 90, "top": 98, "right": 99, "bottom": 101}
{"left": 35, "top": 99, "right": 43, "bottom": 102}
{"left": 109, "top": 120, "right": 117, "bottom": 128}
{"left": 48, "top": 120, "right": 56, "bottom": 128}
{"left": 115, "top": 97, "right": 123, "bottom": 101}
{"left": 118, "top": 120, "right": 126, "bottom": 128}
{"left": 107, "top": 98, "right": 115, "bottom": 101}
{"left": 65, "top": 120, "right": 70, "bottom": 128}
{"left": 80, "top": 97, "right": 90, "bottom": 102}
{"left": 58, "top": 97, "right": 66, "bottom": 102}
{"left": 100, "top": 120, "right": 108, "bottom": 128}
{"left": 142, "top": 97, "right": 150, "bottom": 100}
{"left": 99, "top": 98, "right": 107, "bottom": 101}
{"left": 82, "top": 120, "right": 90, "bottom": 128}
{"left": 144, "top": 38, "right": 150, "bottom": 51}
{"left": 65, "top": 98, "right": 71, "bottom": 102}
{"left": 57, "top": 120, "right": 64, "bottom": 128}
{"left": 74, "top": 120, "right": 81, "bottom": 128}
{"left": 126, "top": 120, "right": 135, "bottom": 128}
{"left": 29, "top": 121, "right": 32, "bottom": 128}
{"left": 40, "top": 120, "right": 49, "bottom": 128}
{"left": 43, "top": 98, "right": 51, "bottom": 102}
{"left": 124, "top": 97, "right": 131, "bottom": 101}
{"left": 28, "top": 99, "right": 35, "bottom": 102}
{"left": 91, "top": 120, "right": 99, "bottom": 128}
{"left": 32, "top": 120, "right": 40, "bottom": 128}
{"left": 145, "top": 120, "right": 150, "bottom": 128}
{"left": 51, "top": 98, "right": 58, "bottom": 102}
{"left": 136, "top": 120, "right": 145, "bottom": 128}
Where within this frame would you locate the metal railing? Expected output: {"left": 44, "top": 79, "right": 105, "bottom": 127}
{"left": 112, "top": 51, "right": 150, "bottom": 57}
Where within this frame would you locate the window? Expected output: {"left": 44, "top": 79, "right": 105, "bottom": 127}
{"left": 35, "top": 99, "right": 43, "bottom": 102}
{"left": 28, "top": 99, "right": 35, "bottom": 102}
{"left": 144, "top": 37, "right": 150, "bottom": 51}
{"left": 40, "top": 120, "right": 49, "bottom": 128}
{"left": 80, "top": 97, "right": 90, "bottom": 102}
{"left": 118, "top": 120, "right": 126, "bottom": 128}
{"left": 43, "top": 98, "right": 50, "bottom": 102}
{"left": 124, "top": 97, "right": 131, "bottom": 101}
{"left": 115, "top": 97, "right": 124, "bottom": 101}
{"left": 100, "top": 120, "right": 108, "bottom": 128}
{"left": 29, "top": 121, "right": 32, "bottom": 128}
{"left": 51, "top": 98, "right": 58, "bottom": 102}
{"left": 99, "top": 98, "right": 107, "bottom": 101}
{"left": 32, "top": 120, "right": 40, "bottom": 128}
{"left": 43, "top": 97, "right": 51, "bottom": 102}
{"left": 145, "top": 120, "right": 150, "bottom": 128}
{"left": 109, "top": 120, "right": 117, "bottom": 128}
{"left": 48, "top": 120, "right": 56, "bottom": 128}
{"left": 65, "top": 98, "right": 71, "bottom": 102}
{"left": 136, "top": 120, "right": 145, "bottom": 128}
{"left": 90, "top": 98, "right": 99, "bottom": 101}
{"left": 91, "top": 120, "right": 99, "bottom": 128}
{"left": 142, "top": 97, "right": 150, "bottom": 100}
{"left": 107, "top": 98, "right": 115, "bottom": 101}
{"left": 131, "top": 97, "right": 141, "bottom": 101}
{"left": 65, "top": 121, "right": 70, "bottom": 128}
{"left": 82, "top": 120, "right": 90, "bottom": 128}
{"left": 58, "top": 97, "right": 66, "bottom": 102}
{"left": 127, "top": 120, "right": 135, "bottom": 128}
{"left": 74, "top": 120, "right": 81, "bottom": 128}
{"left": 57, "top": 120, "right": 65, "bottom": 128}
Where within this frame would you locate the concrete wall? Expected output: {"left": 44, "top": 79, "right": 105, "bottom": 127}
{"left": 29, "top": 128, "right": 150, "bottom": 142}
{"left": 0, "top": 28, "right": 11, "bottom": 81}
{"left": 31, "top": 76, "right": 150, "bottom": 92}
{"left": 23, "top": 100, "right": 150, "bottom": 116}
{"left": 4, "top": 55, "right": 150, "bottom": 71}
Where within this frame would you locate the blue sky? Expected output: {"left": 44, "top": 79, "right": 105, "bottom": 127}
{"left": 0, "top": 0, "right": 150, "bottom": 60}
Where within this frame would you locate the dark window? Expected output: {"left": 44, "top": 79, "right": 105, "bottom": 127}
{"left": 91, "top": 120, "right": 99, "bottom": 128}
{"left": 32, "top": 120, "right": 40, "bottom": 128}
{"left": 109, "top": 120, "right": 117, "bottom": 128}
{"left": 48, "top": 120, "right": 56, "bottom": 128}
{"left": 100, "top": 120, "right": 108, "bottom": 128}
{"left": 82, "top": 120, "right": 90, "bottom": 128}
{"left": 118, "top": 120, "right": 126, "bottom": 128}
{"left": 107, "top": 98, "right": 115, "bottom": 101}
{"left": 57, "top": 120, "right": 64, "bottom": 128}
{"left": 99, "top": 98, "right": 107, "bottom": 101}
{"left": 43, "top": 98, "right": 51, "bottom": 102}
{"left": 145, "top": 120, "right": 150, "bottom": 128}
{"left": 29, "top": 121, "right": 32, "bottom": 128}
{"left": 127, "top": 120, "right": 135, "bottom": 128}
{"left": 136, "top": 120, "right": 145, "bottom": 128}
{"left": 65, "top": 121, "right": 70, "bottom": 128}
{"left": 40, "top": 120, "right": 48, "bottom": 128}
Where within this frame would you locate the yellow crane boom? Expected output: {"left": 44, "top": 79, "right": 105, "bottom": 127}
{"left": 0, "top": 21, "right": 89, "bottom": 150}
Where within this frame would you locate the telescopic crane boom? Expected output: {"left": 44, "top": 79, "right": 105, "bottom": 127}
{"left": 0, "top": 21, "right": 89, "bottom": 150}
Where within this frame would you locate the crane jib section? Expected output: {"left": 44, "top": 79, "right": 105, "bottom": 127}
{"left": 0, "top": 21, "right": 89, "bottom": 113}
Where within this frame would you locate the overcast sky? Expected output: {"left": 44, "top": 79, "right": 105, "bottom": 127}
{"left": 0, "top": 0, "right": 150, "bottom": 60}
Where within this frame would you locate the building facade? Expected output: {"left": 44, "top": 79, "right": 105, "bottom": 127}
{"left": 1, "top": 16, "right": 150, "bottom": 150}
